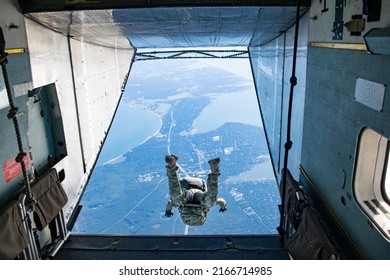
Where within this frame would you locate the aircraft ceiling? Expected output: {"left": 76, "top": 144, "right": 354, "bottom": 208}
{"left": 25, "top": 6, "right": 307, "bottom": 49}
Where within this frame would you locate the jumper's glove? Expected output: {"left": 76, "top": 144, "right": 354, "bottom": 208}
{"left": 219, "top": 207, "right": 227, "bottom": 213}
{"left": 165, "top": 210, "right": 174, "bottom": 217}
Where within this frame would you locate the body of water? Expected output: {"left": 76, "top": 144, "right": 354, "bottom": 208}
{"left": 96, "top": 103, "right": 161, "bottom": 165}
{"left": 226, "top": 159, "right": 275, "bottom": 183}
{"left": 192, "top": 90, "right": 262, "bottom": 133}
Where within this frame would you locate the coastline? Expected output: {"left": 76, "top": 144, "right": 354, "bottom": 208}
{"left": 99, "top": 104, "right": 163, "bottom": 165}
{"left": 103, "top": 121, "right": 162, "bottom": 165}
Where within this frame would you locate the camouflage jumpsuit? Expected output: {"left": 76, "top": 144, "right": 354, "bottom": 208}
{"left": 165, "top": 166, "right": 226, "bottom": 214}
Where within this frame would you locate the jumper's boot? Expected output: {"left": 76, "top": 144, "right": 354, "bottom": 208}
{"left": 208, "top": 157, "right": 220, "bottom": 175}
{"left": 165, "top": 154, "right": 179, "bottom": 171}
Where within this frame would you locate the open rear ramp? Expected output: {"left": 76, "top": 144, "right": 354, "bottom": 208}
{"left": 54, "top": 234, "right": 289, "bottom": 260}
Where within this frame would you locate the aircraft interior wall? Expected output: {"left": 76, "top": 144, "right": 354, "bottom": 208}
{"left": 301, "top": 46, "right": 390, "bottom": 260}
{"left": 299, "top": 0, "right": 390, "bottom": 260}
{"left": 248, "top": 12, "right": 309, "bottom": 184}
{"left": 1, "top": 0, "right": 134, "bottom": 257}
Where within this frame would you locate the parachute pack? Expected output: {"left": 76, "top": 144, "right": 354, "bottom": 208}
{"left": 180, "top": 177, "right": 206, "bottom": 192}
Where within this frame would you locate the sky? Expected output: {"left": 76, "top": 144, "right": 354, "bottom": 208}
{"left": 137, "top": 47, "right": 253, "bottom": 80}
{"left": 197, "top": 58, "right": 254, "bottom": 80}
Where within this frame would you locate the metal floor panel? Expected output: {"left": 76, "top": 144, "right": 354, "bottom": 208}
{"left": 54, "top": 234, "right": 290, "bottom": 260}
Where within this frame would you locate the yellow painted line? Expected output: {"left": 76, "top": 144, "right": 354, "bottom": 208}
{"left": 309, "top": 42, "right": 367, "bottom": 51}
{"left": 5, "top": 48, "right": 25, "bottom": 54}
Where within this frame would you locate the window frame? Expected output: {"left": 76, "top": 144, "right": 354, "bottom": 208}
{"left": 382, "top": 142, "right": 390, "bottom": 205}
{"left": 354, "top": 127, "right": 390, "bottom": 241}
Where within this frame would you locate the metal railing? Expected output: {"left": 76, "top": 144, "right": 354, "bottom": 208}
{"left": 135, "top": 49, "right": 248, "bottom": 61}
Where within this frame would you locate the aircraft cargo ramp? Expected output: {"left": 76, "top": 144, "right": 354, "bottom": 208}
{"left": 54, "top": 234, "right": 289, "bottom": 260}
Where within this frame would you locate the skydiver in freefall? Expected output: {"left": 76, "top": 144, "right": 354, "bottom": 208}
{"left": 164, "top": 155, "right": 227, "bottom": 226}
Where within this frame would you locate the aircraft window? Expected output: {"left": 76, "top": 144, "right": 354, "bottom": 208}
{"left": 354, "top": 128, "right": 390, "bottom": 240}
{"left": 384, "top": 148, "right": 390, "bottom": 204}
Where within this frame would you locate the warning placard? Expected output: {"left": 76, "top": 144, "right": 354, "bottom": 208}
{"left": 3, "top": 154, "right": 30, "bottom": 183}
